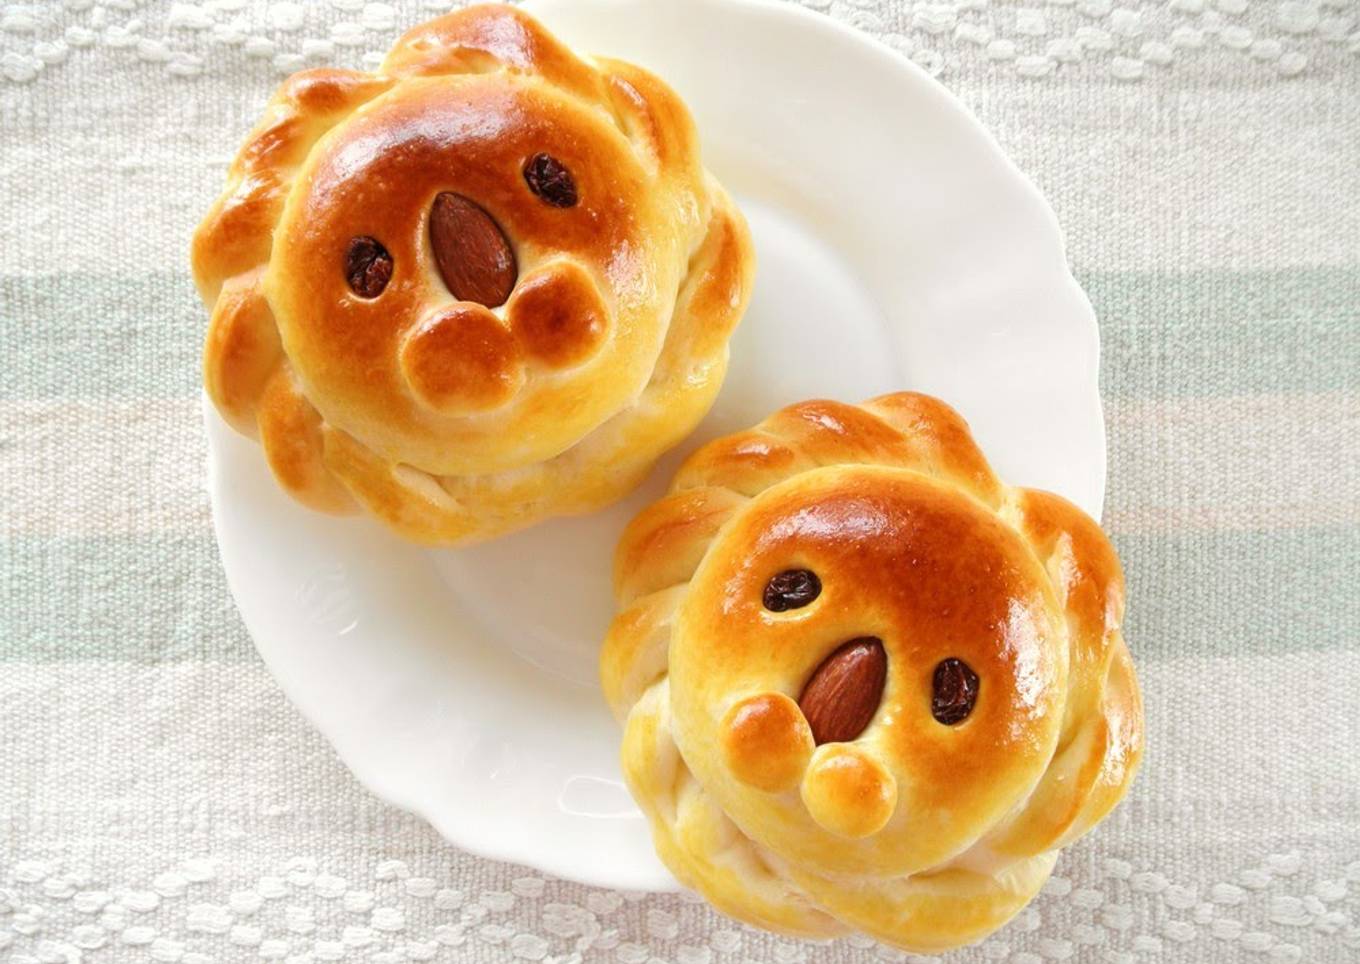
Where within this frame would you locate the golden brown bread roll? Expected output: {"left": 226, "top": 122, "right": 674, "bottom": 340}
{"left": 602, "top": 393, "right": 1143, "bottom": 952}
{"left": 193, "top": 3, "right": 754, "bottom": 544}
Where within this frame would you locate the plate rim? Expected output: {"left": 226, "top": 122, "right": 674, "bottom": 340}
{"left": 205, "top": 0, "right": 1106, "bottom": 892}
{"left": 540, "top": 0, "right": 1107, "bottom": 510}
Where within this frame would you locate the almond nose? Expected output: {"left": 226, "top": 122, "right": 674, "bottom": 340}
{"left": 429, "top": 192, "right": 517, "bottom": 307}
{"left": 798, "top": 636, "right": 887, "bottom": 745}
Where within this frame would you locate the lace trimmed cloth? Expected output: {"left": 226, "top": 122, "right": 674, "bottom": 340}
{"left": 1, "top": 0, "right": 1356, "bottom": 85}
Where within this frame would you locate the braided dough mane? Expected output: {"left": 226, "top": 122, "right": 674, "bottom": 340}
{"left": 193, "top": 4, "right": 753, "bottom": 544}
{"left": 602, "top": 393, "right": 1143, "bottom": 952}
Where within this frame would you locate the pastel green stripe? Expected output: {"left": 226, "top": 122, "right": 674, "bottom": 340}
{"left": 1115, "top": 526, "right": 1360, "bottom": 661}
{"left": 1, "top": 267, "right": 1356, "bottom": 400}
{"left": 1081, "top": 267, "right": 1360, "bottom": 398}
{"left": 0, "top": 534, "right": 252, "bottom": 663}
{"left": 3, "top": 528, "right": 1355, "bottom": 662}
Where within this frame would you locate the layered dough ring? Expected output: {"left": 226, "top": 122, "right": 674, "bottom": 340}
{"left": 193, "top": 4, "right": 754, "bottom": 544}
{"left": 602, "top": 393, "right": 1143, "bottom": 952}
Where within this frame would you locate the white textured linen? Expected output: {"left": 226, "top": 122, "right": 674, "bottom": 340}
{"left": 1, "top": 1, "right": 1358, "bottom": 962}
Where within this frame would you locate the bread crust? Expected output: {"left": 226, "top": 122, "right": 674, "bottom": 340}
{"left": 193, "top": 4, "right": 754, "bottom": 544}
{"left": 603, "top": 393, "right": 1143, "bottom": 952}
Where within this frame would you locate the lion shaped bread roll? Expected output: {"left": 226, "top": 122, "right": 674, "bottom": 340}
{"left": 602, "top": 393, "right": 1143, "bottom": 952}
{"left": 192, "top": 4, "right": 753, "bottom": 544}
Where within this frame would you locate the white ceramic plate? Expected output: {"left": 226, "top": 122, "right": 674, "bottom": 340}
{"left": 205, "top": 0, "right": 1105, "bottom": 891}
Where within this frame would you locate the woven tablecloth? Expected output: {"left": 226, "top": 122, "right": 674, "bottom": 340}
{"left": 2, "top": 1, "right": 1358, "bottom": 962}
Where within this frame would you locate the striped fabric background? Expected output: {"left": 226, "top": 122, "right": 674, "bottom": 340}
{"left": 1, "top": 1, "right": 1357, "bottom": 961}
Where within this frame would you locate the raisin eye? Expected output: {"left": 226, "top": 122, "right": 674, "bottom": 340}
{"left": 523, "top": 153, "right": 578, "bottom": 207}
{"left": 345, "top": 236, "right": 393, "bottom": 298}
{"left": 931, "top": 658, "right": 979, "bottom": 725}
{"left": 763, "top": 569, "right": 821, "bottom": 612}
